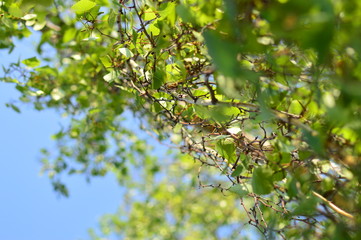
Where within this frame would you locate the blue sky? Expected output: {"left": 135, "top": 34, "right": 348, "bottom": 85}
{"left": 0, "top": 33, "right": 124, "bottom": 240}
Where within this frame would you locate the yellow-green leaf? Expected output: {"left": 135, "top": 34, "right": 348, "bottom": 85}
{"left": 159, "top": 2, "right": 176, "bottom": 25}
{"left": 144, "top": 11, "right": 157, "bottom": 21}
{"left": 22, "top": 57, "right": 41, "bottom": 68}
{"left": 71, "top": 0, "right": 96, "bottom": 14}
{"left": 100, "top": 56, "right": 112, "bottom": 68}
{"left": 149, "top": 21, "right": 160, "bottom": 36}
{"left": 9, "top": 3, "right": 23, "bottom": 18}
{"left": 216, "top": 139, "right": 236, "bottom": 163}
{"left": 289, "top": 100, "right": 303, "bottom": 115}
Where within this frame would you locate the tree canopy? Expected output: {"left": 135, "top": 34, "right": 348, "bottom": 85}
{"left": 1, "top": 0, "right": 361, "bottom": 239}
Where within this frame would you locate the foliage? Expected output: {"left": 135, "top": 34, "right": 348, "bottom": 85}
{"left": 1, "top": 0, "right": 361, "bottom": 239}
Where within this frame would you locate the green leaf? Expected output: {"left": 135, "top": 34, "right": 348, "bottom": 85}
{"left": 108, "top": 9, "right": 116, "bottom": 27}
{"left": 35, "top": 66, "right": 58, "bottom": 76}
{"left": 159, "top": 2, "right": 177, "bottom": 25}
{"left": 143, "top": 11, "right": 157, "bottom": 21}
{"left": 252, "top": 166, "right": 274, "bottom": 195}
{"left": 9, "top": 3, "right": 23, "bottom": 18}
{"left": 71, "top": 0, "right": 96, "bottom": 14}
{"left": 22, "top": 57, "right": 41, "bottom": 68}
{"left": 229, "top": 184, "right": 248, "bottom": 197}
{"left": 152, "top": 68, "right": 165, "bottom": 89}
{"left": 286, "top": 177, "right": 298, "bottom": 199}
{"left": 289, "top": 100, "right": 303, "bottom": 115}
{"left": 203, "top": 30, "right": 239, "bottom": 77}
{"left": 100, "top": 56, "right": 112, "bottom": 68}
{"left": 21, "top": 0, "right": 52, "bottom": 7}
{"left": 149, "top": 21, "right": 160, "bottom": 36}
{"left": 231, "top": 165, "right": 243, "bottom": 177}
{"left": 303, "top": 129, "right": 325, "bottom": 156}
{"left": 63, "top": 28, "right": 77, "bottom": 43}
{"left": 176, "top": 4, "right": 196, "bottom": 25}
{"left": 210, "top": 105, "right": 240, "bottom": 123}
{"left": 152, "top": 102, "right": 163, "bottom": 113}
{"left": 215, "top": 139, "right": 236, "bottom": 163}
{"left": 292, "top": 194, "right": 318, "bottom": 216}
{"left": 193, "top": 105, "right": 209, "bottom": 119}
{"left": 6, "top": 103, "right": 21, "bottom": 113}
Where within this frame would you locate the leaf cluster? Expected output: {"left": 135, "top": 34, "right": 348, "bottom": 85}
{"left": 1, "top": 0, "right": 361, "bottom": 239}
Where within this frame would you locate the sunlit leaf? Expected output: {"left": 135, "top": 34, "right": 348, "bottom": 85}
{"left": 103, "top": 71, "right": 118, "bottom": 83}
{"left": 50, "top": 88, "right": 65, "bottom": 101}
{"left": 9, "top": 3, "right": 23, "bottom": 17}
{"left": 216, "top": 139, "right": 236, "bottom": 163}
{"left": 149, "top": 21, "right": 160, "bottom": 36}
{"left": 119, "top": 48, "right": 134, "bottom": 59}
{"left": 71, "top": 0, "right": 96, "bottom": 14}
{"left": 22, "top": 57, "right": 40, "bottom": 68}
{"left": 143, "top": 11, "right": 157, "bottom": 21}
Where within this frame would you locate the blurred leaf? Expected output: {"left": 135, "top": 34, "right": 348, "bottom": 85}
{"left": 193, "top": 105, "right": 209, "bottom": 119}
{"left": 159, "top": 2, "right": 177, "bottom": 25}
{"left": 144, "top": 11, "right": 157, "bottom": 21}
{"left": 203, "top": 30, "right": 239, "bottom": 78}
{"left": 149, "top": 21, "right": 160, "bottom": 36}
{"left": 119, "top": 48, "right": 134, "bottom": 59}
{"left": 108, "top": 9, "right": 116, "bottom": 27}
{"left": 229, "top": 184, "right": 248, "bottom": 197}
{"left": 71, "top": 0, "right": 96, "bottom": 14}
{"left": 21, "top": 0, "right": 52, "bottom": 7}
{"left": 152, "top": 68, "right": 165, "bottom": 89}
{"left": 288, "top": 100, "right": 303, "bottom": 115}
{"left": 303, "top": 129, "right": 325, "bottom": 156}
{"left": 22, "top": 57, "right": 40, "bottom": 68}
{"left": 9, "top": 3, "right": 23, "bottom": 17}
{"left": 100, "top": 56, "right": 112, "bottom": 68}
{"left": 103, "top": 71, "right": 119, "bottom": 83}
{"left": 231, "top": 165, "right": 243, "bottom": 177}
{"left": 292, "top": 194, "right": 318, "bottom": 216}
{"left": 252, "top": 166, "right": 274, "bottom": 195}
{"left": 210, "top": 105, "right": 240, "bottom": 123}
{"left": 6, "top": 103, "right": 21, "bottom": 113}
{"left": 50, "top": 88, "right": 65, "bottom": 101}
{"left": 216, "top": 139, "right": 236, "bottom": 163}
